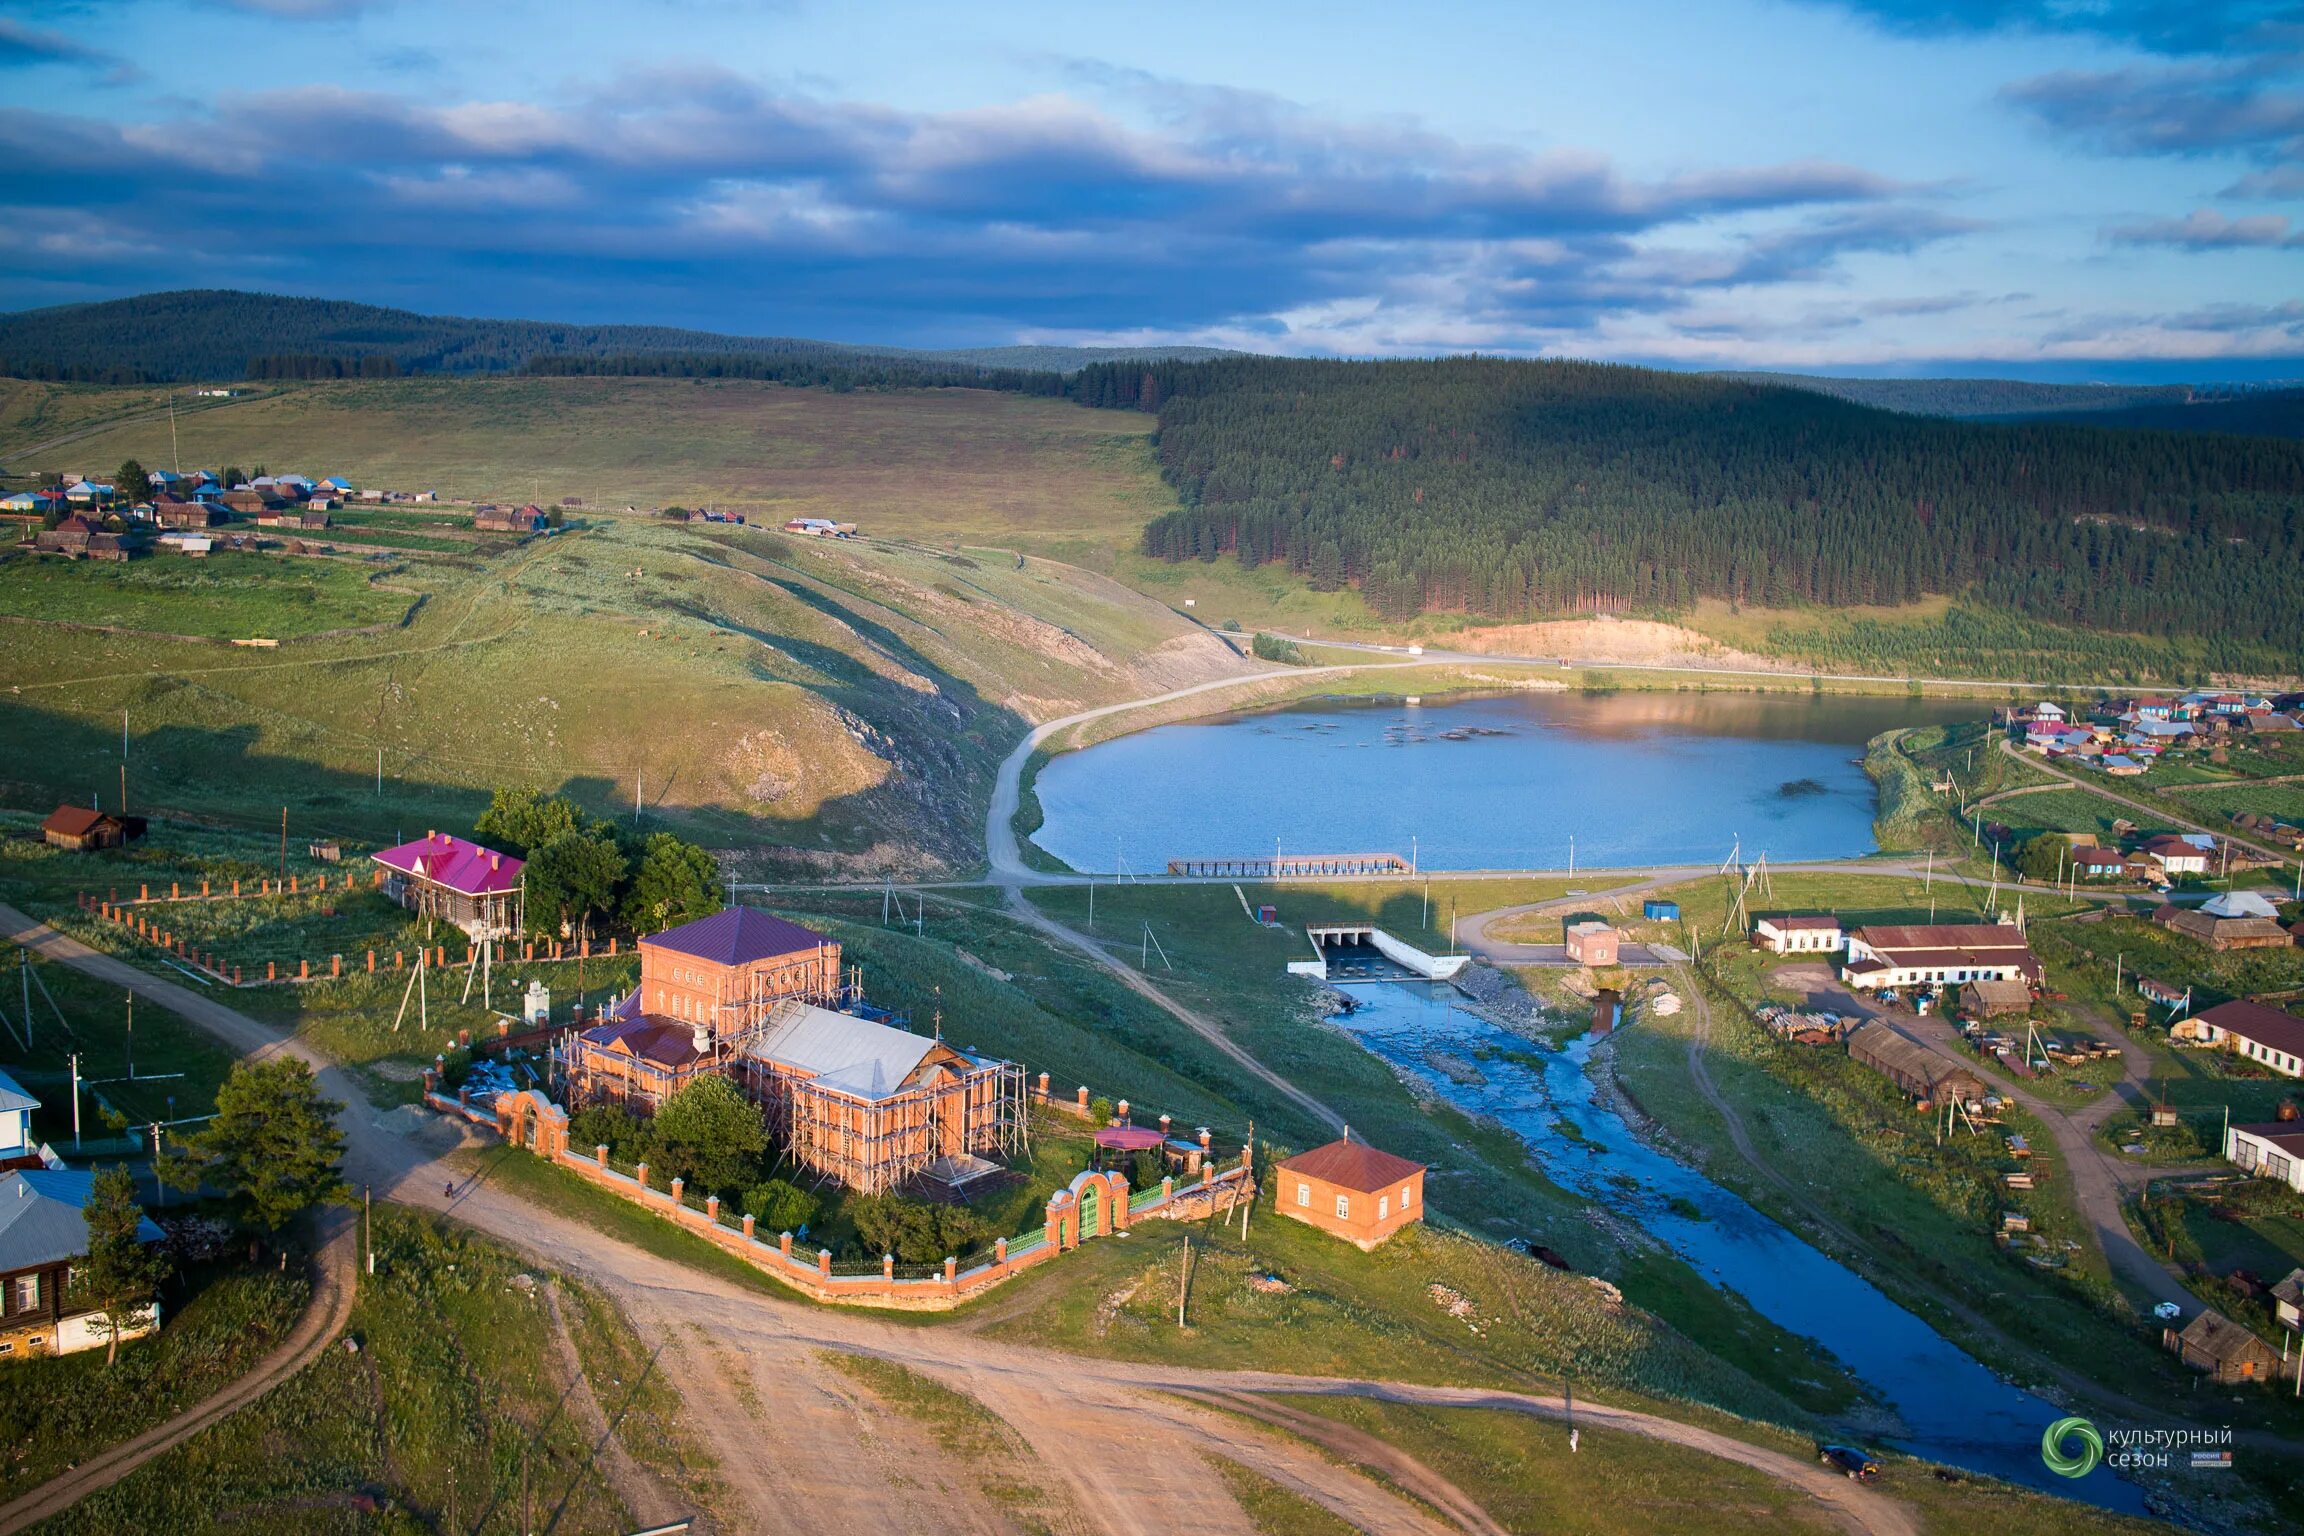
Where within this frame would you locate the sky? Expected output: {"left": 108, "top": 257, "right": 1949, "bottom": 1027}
{"left": 3, "top": 0, "right": 2301, "bottom": 379}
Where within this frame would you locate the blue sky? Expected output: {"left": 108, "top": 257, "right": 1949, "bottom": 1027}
{"left": 3, "top": 0, "right": 2300, "bottom": 377}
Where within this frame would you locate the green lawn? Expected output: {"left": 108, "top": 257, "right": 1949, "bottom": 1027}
{"left": 1, "top": 944, "right": 240, "bottom": 1138}
{"left": 0, "top": 551, "right": 413, "bottom": 639}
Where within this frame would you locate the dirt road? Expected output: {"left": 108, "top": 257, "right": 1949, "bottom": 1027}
{"left": 0, "top": 1209, "right": 358, "bottom": 1536}
{"left": 2, "top": 902, "right": 1922, "bottom": 1536}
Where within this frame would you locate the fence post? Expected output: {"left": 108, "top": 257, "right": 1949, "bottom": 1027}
{"left": 299, "top": 959, "right": 309, "bottom": 981}
{"left": 995, "top": 1237, "right": 1008, "bottom": 1265}
{"left": 267, "top": 961, "right": 276, "bottom": 981}
{"left": 1035, "top": 1071, "right": 1049, "bottom": 1103}
{"left": 944, "top": 1256, "right": 957, "bottom": 1286}
{"left": 596, "top": 1144, "right": 610, "bottom": 1169}
{"left": 609, "top": 938, "right": 618, "bottom": 956}
{"left": 368, "top": 950, "right": 376, "bottom": 973}
{"left": 882, "top": 1253, "right": 894, "bottom": 1281}
{"left": 635, "top": 1162, "right": 649, "bottom": 1190}
{"left": 232, "top": 880, "right": 239, "bottom": 897}
{"left": 233, "top": 966, "right": 241, "bottom": 985}
{"left": 705, "top": 1194, "right": 719, "bottom": 1223}
{"left": 1077, "top": 1086, "right": 1090, "bottom": 1114}
{"left": 1162, "top": 1177, "right": 1174, "bottom": 1203}
{"left": 669, "top": 1176, "right": 684, "bottom": 1208}
{"left": 1117, "top": 1099, "right": 1130, "bottom": 1124}
{"left": 170, "top": 882, "right": 179, "bottom": 899}
{"left": 776, "top": 1229, "right": 790, "bottom": 1256}
{"left": 201, "top": 879, "right": 209, "bottom": 897}
{"left": 289, "top": 875, "right": 299, "bottom": 894}
{"left": 140, "top": 883, "right": 148, "bottom": 901}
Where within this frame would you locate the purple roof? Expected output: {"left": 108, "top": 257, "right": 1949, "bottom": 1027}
{"left": 371, "top": 832, "right": 524, "bottom": 896}
{"left": 644, "top": 906, "right": 830, "bottom": 966}
{"left": 1094, "top": 1126, "right": 1168, "bottom": 1151}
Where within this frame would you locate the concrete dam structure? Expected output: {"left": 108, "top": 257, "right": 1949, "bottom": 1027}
{"left": 1289, "top": 925, "right": 1469, "bottom": 982}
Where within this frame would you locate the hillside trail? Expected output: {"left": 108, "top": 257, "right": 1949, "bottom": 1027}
{"left": 0, "top": 901, "right": 1923, "bottom": 1536}
{"left": 0, "top": 1207, "right": 358, "bottom": 1536}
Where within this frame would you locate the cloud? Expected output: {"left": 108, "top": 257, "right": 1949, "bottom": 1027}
{"left": 1999, "top": 57, "right": 2304, "bottom": 167}
{"left": 1799, "top": 2, "right": 2304, "bottom": 57}
{"left": 2106, "top": 207, "right": 2304, "bottom": 248}
{"left": 0, "top": 67, "right": 1934, "bottom": 349}
{"left": 0, "top": 17, "right": 135, "bottom": 79}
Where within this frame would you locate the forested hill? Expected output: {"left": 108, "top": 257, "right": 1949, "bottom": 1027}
{"left": 1069, "top": 356, "right": 2304, "bottom": 663}
{"left": 1709, "top": 372, "right": 2192, "bottom": 419}
{"left": 0, "top": 290, "right": 1232, "bottom": 383}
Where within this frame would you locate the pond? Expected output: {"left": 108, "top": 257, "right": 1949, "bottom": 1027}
{"left": 1031, "top": 689, "right": 1982, "bottom": 873}
{"left": 1329, "top": 980, "right": 2147, "bottom": 1512}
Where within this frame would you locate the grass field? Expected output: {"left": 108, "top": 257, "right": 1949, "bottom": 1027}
{"left": 0, "top": 552, "right": 414, "bottom": 639}
{"left": 0, "top": 1258, "right": 309, "bottom": 1500}
{"left": 44, "top": 1206, "right": 706, "bottom": 1536}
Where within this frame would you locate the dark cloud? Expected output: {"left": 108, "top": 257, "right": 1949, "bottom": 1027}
{"left": 0, "top": 70, "right": 1928, "bottom": 345}
{"left": 1800, "top": 2, "right": 2304, "bottom": 56}
{"left": 2106, "top": 208, "right": 2304, "bottom": 248}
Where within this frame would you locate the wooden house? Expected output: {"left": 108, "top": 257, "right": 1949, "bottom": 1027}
{"left": 1275, "top": 1136, "right": 1426, "bottom": 1250}
{"left": 2166, "top": 1309, "right": 2279, "bottom": 1384}
{"left": 40, "top": 805, "right": 144, "bottom": 851}
{"left": 371, "top": 831, "right": 524, "bottom": 938}
{"left": 1846, "top": 1021, "right": 1985, "bottom": 1105}
{"left": 0, "top": 1170, "right": 164, "bottom": 1361}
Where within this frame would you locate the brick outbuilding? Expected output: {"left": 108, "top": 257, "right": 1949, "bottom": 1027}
{"left": 1275, "top": 1135, "right": 1426, "bottom": 1250}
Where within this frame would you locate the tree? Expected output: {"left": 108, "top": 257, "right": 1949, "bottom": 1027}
{"left": 567, "top": 1103, "right": 652, "bottom": 1165}
{"left": 850, "top": 1194, "right": 988, "bottom": 1264}
{"left": 169, "top": 1059, "right": 346, "bottom": 1236}
{"left": 223, "top": 465, "right": 246, "bottom": 489}
{"left": 2014, "top": 834, "right": 2070, "bottom": 882}
{"left": 525, "top": 825, "right": 627, "bottom": 941}
{"left": 742, "top": 1178, "right": 818, "bottom": 1235}
{"left": 73, "top": 1166, "right": 168, "bottom": 1365}
{"left": 649, "top": 1076, "right": 767, "bottom": 1196}
{"left": 622, "top": 832, "right": 724, "bottom": 932}
{"left": 114, "top": 459, "right": 152, "bottom": 503}
{"left": 474, "top": 786, "right": 581, "bottom": 859}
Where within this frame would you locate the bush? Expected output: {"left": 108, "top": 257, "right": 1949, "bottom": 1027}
{"left": 1088, "top": 1096, "right": 1114, "bottom": 1125}
{"left": 1250, "top": 632, "right": 1305, "bottom": 664}
{"left": 741, "top": 1178, "right": 818, "bottom": 1235}
{"left": 650, "top": 1077, "right": 768, "bottom": 1197}
{"left": 568, "top": 1104, "right": 653, "bottom": 1164}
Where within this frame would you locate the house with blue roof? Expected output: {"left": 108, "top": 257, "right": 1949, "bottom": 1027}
{"left": 0, "top": 1070, "right": 35, "bottom": 1162}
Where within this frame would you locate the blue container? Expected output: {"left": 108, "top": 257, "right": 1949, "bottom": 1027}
{"left": 1643, "top": 899, "right": 1681, "bottom": 921}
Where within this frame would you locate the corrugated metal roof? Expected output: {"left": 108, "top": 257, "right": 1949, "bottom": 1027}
{"left": 0, "top": 1068, "right": 37, "bottom": 1116}
{"left": 645, "top": 907, "right": 829, "bottom": 967}
{"left": 0, "top": 1169, "right": 164, "bottom": 1272}
{"left": 371, "top": 832, "right": 524, "bottom": 895}
{"left": 743, "top": 1000, "right": 938, "bottom": 1101}
{"left": 1278, "top": 1137, "right": 1424, "bottom": 1192}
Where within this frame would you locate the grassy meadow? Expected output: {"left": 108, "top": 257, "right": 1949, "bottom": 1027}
{"left": 0, "top": 552, "right": 416, "bottom": 639}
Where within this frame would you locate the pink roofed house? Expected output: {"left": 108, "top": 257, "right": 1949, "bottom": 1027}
{"left": 372, "top": 830, "right": 524, "bottom": 937}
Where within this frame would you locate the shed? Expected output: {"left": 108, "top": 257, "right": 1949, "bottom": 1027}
{"left": 1961, "top": 978, "right": 2032, "bottom": 1018}
{"left": 2166, "top": 1309, "right": 2279, "bottom": 1383}
{"left": 1846, "top": 1020, "right": 1985, "bottom": 1105}
{"left": 1563, "top": 921, "right": 1619, "bottom": 967}
{"left": 1275, "top": 1136, "right": 1425, "bottom": 1250}
{"left": 1642, "top": 899, "right": 1680, "bottom": 921}
{"left": 40, "top": 805, "right": 145, "bottom": 852}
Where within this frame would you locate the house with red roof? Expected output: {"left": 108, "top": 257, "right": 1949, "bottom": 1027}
{"left": 1275, "top": 1134, "right": 1426, "bottom": 1249}
{"left": 371, "top": 830, "right": 524, "bottom": 938}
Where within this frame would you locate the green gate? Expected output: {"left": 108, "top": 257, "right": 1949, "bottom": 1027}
{"left": 1078, "top": 1181, "right": 1103, "bottom": 1239}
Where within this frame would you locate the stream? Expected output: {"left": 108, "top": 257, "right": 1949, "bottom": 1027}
{"left": 1328, "top": 979, "right": 2149, "bottom": 1513}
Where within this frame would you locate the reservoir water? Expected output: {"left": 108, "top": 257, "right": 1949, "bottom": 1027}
{"left": 1032, "top": 689, "right": 1983, "bottom": 872}
{"left": 1332, "top": 981, "right": 2148, "bottom": 1512}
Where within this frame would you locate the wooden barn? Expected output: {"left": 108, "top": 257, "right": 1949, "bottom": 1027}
{"left": 1846, "top": 1021, "right": 1985, "bottom": 1106}
{"left": 39, "top": 805, "right": 145, "bottom": 852}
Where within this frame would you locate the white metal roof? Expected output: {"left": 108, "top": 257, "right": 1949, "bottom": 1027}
{"left": 743, "top": 1000, "right": 942, "bottom": 1101}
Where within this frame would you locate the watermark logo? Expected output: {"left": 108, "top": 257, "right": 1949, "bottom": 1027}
{"left": 2041, "top": 1416, "right": 2104, "bottom": 1478}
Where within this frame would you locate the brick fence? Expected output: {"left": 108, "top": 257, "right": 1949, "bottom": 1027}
{"left": 436, "top": 1087, "right": 1253, "bottom": 1310}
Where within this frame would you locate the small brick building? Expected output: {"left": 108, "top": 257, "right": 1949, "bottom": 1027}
{"left": 1275, "top": 1136, "right": 1426, "bottom": 1250}
{"left": 1563, "top": 920, "right": 1619, "bottom": 967}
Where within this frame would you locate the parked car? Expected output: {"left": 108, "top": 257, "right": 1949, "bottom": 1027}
{"left": 1820, "top": 1446, "right": 1881, "bottom": 1482}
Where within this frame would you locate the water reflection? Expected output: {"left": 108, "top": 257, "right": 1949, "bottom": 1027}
{"left": 1033, "top": 691, "right": 1981, "bottom": 872}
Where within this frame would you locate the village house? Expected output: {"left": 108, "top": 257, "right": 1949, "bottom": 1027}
{"left": 150, "top": 496, "right": 218, "bottom": 530}
{"left": 1841, "top": 921, "right": 2039, "bottom": 991}
{"left": 2141, "top": 835, "right": 2210, "bottom": 877}
{"left": 2166, "top": 1309, "right": 2280, "bottom": 1384}
{"left": 0, "top": 1071, "right": 36, "bottom": 1168}
{"left": 2152, "top": 891, "right": 2294, "bottom": 952}
{"left": 39, "top": 805, "right": 144, "bottom": 851}
{"left": 1960, "top": 978, "right": 2033, "bottom": 1019}
{"left": 1752, "top": 913, "right": 1843, "bottom": 954}
{"left": 32, "top": 515, "right": 96, "bottom": 555}
{"left": 474, "top": 504, "right": 546, "bottom": 534}
{"left": 1845, "top": 1020, "right": 1986, "bottom": 1105}
{"left": 2225, "top": 1122, "right": 2304, "bottom": 1194}
{"left": 371, "top": 831, "right": 524, "bottom": 938}
{"left": 257, "top": 506, "right": 330, "bottom": 530}
{"left": 0, "top": 1169, "right": 165, "bottom": 1361}
{"left": 2273, "top": 1269, "right": 2304, "bottom": 1334}
{"left": 2191, "top": 999, "right": 2304, "bottom": 1078}
{"left": 1275, "top": 1135, "right": 1426, "bottom": 1250}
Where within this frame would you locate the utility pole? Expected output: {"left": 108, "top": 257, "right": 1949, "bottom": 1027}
{"left": 70, "top": 1052, "right": 81, "bottom": 1148}
{"left": 125, "top": 991, "right": 134, "bottom": 1079}
{"left": 151, "top": 1120, "right": 165, "bottom": 1207}
{"left": 279, "top": 807, "right": 287, "bottom": 880}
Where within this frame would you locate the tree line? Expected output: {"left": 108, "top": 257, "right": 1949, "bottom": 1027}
{"left": 521, "top": 351, "right": 1067, "bottom": 394}
{"left": 470, "top": 787, "right": 723, "bottom": 943}
{"left": 1064, "top": 355, "right": 2304, "bottom": 658}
